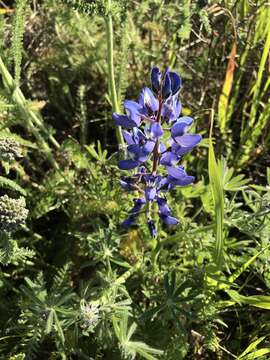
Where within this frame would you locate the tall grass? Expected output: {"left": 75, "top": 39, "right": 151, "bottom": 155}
{"left": 208, "top": 109, "right": 224, "bottom": 268}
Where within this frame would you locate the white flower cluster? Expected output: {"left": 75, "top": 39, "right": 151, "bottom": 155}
{"left": 0, "top": 195, "right": 28, "bottom": 232}
{"left": 80, "top": 301, "right": 100, "bottom": 329}
{"left": 0, "top": 139, "right": 23, "bottom": 162}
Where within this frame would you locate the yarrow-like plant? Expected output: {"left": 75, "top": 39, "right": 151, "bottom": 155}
{"left": 0, "top": 138, "right": 23, "bottom": 161}
{"left": 0, "top": 195, "right": 28, "bottom": 232}
{"left": 113, "top": 67, "right": 201, "bottom": 236}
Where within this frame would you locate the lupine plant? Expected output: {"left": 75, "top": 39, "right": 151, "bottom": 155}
{"left": 1, "top": 1, "right": 270, "bottom": 359}
{"left": 113, "top": 67, "right": 201, "bottom": 236}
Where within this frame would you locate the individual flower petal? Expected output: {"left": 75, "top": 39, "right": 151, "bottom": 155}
{"left": 143, "top": 140, "right": 155, "bottom": 154}
{"left": 120, "top": 179, "right": 135, "bottom": 191}
{"left": 118, "top": 159, "right": 139, "bottom": 170}
{"left": 151, "top": 67, "right": 162, "bottom": 93}
{"left": 168, "top": 175, "right": 194, "bottom": 186}
{"left": 122, "top": 130, "right": 135, "bottom": 145}
{"left": 168, "top": 71, "right": 181, "bottom": 95}
{"left": 157, "top": 177, "right": 169, "bottom": 190}
{"left": 145, "top": 187, "right": 157, "bottom": 201}
{"left": 157, "top": 197, "right": 171, "bottom": 216}
{"left": 159, "top": 214, "right": 179, "bottom": 226}
{"left": 133, "top": 128, "right": 146, "bottom": 143}
{"left": 171, "top": 143, "right": 194, "bottom": 156}
{"left": 166, "top": 166, "right": 195, "bottom": 186}
{"left": 113, "top": 113, "right": 136, "bottom": 128}
{"left": 147, "top": 219, "right": 157, "bottom": 237}
{"left": 159, "top": 142, "right": 166, "bottom": 153}
{"left": 136, "top": 151, "right": 150, "bottom": 163}
{"left": 166, "top": 166, "right": 187, "bottom": 179}
{"left": 150, "top": 122, "right": 164, "bottom": 139}
{"left": 124, "top": 100, "right": 143, "bottom": 127}
{"left": 160, "top": 151, "right": 179, "bottom": 166}
{"left": 130, "top": 198, "right": 146, "bottom": 214}
{"left": 121, "top": 215, "right": 136, "bottom": 228}
{"left": 127, "top": 145, "right": 150, "bottom": 163}
{"left": 139, "top": 87, "right": 159, "bottom": 112}
{"left": 171, "top": 117, "right": 193, "bottom": 137}
{"left": 162, "top": 96, "right": 182, "bottom": 122}
{"left": 162, "top": 72, "right": 172, "bottom": 99}
{"left": 174, "top": 134, "right": 202, "bottom": 148}
{"left": 127, "top": 144, "right": 141, "bottom": 156}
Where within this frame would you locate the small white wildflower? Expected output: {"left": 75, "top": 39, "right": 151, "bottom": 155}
{"left": 0, "top": 139, "right": 23, "bottom": 162}
{"left": 80, "top": 301, "right": 100, "bottom": 329}
{"left": 0, "top": 195, "right": 28, "bottom": 232}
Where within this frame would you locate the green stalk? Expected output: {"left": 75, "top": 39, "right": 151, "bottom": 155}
{"left": 0, "top": 56, "right": 59, "bottom": 170}
{"left": 208, "top": 110, "right": 224, "bottom": 268}
{"left": 0, "top": 56, "right": 60, "bottom": 150}
{"left": 105, "top": 0, "right": 124, "bottom": 147}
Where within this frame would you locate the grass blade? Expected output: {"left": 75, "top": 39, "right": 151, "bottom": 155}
{"left": 218, "top": 42, "right": 237, "bottom": 133}
{"left": 208, "top": 110, "right": 224, "bottom": 267}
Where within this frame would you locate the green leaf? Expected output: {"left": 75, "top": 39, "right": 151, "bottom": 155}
{"left": 53, "top": 311, "right": 65, "bottom": 344}
{"left": 237, "top": 337, "right": 265, "bottom": 358}
{"left": 227, "top": 290, "right": 270, "bottom": 310}
{"left": 228, "top": 244, "right": 270, "bottom": 285}
{"left": 240, "top": 349, "right": 270, "bottom": 360}
{"left": 45, "top": 310, "right": 54, "bottom": 334}
{"left": 0, "top": 176, "right": 26, "bottom": 196}
{"left": 208, "top": 110, "right": 224, "bottom": 267}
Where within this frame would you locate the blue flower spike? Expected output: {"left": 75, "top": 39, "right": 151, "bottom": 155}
{"left": 113, "top": 67, "right": 201, "bottom": 237}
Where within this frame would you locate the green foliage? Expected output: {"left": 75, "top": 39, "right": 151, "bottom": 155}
{"left": 113, "top": 312, "right": 163, "bottom": 360}
{"left": 60, "top": 0, "right": 106, "bottom": 16}
{"left": 0, "top": 1, "right": 269, "bottom": 359}
{"left": 12, "top": 0, "right": 28, "bottom": 85}
{"left": 208, "top": 112, "right": 224, "bottom": 267}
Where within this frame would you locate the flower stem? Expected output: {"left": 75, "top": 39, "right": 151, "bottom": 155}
{"left": 152, "top": 98, "right": 163, "bottom": 174}
{"left": 105, "top": 1, "right": 124, "bottom": 148}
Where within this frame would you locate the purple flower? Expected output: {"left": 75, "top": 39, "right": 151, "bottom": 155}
{"left": 145, "top": 187, "right": 157, "bottom": 201}
{"left": 157, "top": 197, "right": 171, "bottom": 216}
{"left": 160, "top": 151, "right": 179, "bottom": 166}
{"left": 147, "top": 219, "right": 157, "bottom": 237}
{"left": 150, "top": 122, "right": 164, "bottom": 139}
{"left": 118, "top": 159, "right": 140, "bottom": 170}
{"left": 138, "top": 87, "right": 159, "bottom": 113}
{"left": 151, "top": 67, "right": 162, "bottom": 93}
{"left": 113, "top": 100, "right": 145, "bottom": 128}
{"left": 121, "top": 198, "right": 146, "bottom": 228}
{"left": 115, "top": 66, "right": 201, "bottom": 236}
{"left": 167, "top": 166, "right": 195, "bottom": 188}
{"left": 159, "top": 214, "right": 179, "bottom": 226}
{"left": 162, "top": 95, "right": 182, "bottom": 122}
{"left": 157, "top": 197, "right": 178, "bottom": 225}
{"left": 151, "top": 67, "right": 181, "bottom": 100}
{"left": 119, "top": 128, "right": 156, "bottom": 170}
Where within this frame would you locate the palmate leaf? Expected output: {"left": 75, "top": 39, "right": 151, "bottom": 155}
{"left": 219, "top": 158, "right": 249, "bottom": 191}
{"left": 208, "top": 110, "right": 224, "bottom": 268}
{"left": 113, "top": 311, "right": 163, "bottom": 360}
